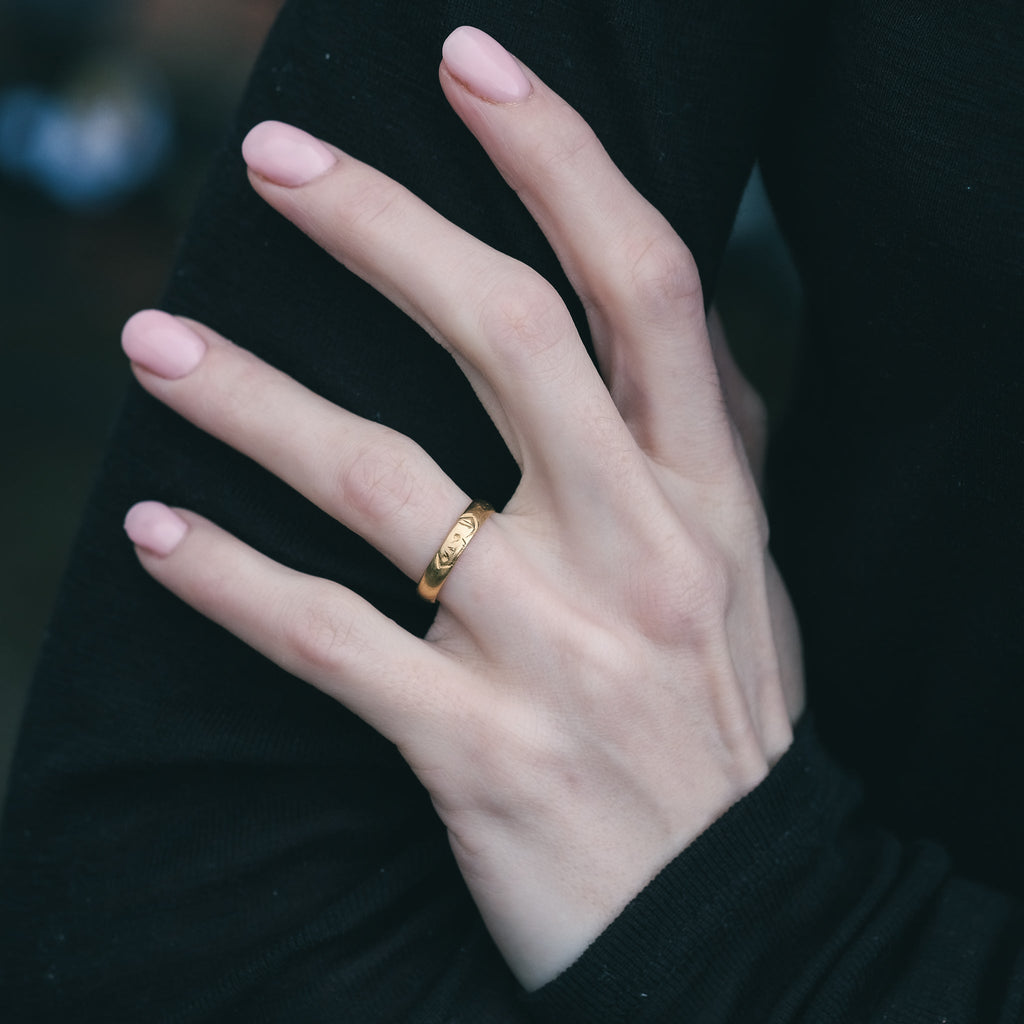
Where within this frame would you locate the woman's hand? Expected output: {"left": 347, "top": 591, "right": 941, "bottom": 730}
{"left": 120, "top": 26, "right": 803, "bottom": 989}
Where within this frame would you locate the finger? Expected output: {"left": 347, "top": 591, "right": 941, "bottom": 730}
{"left": 708, "top": 307, "right": 767, "bottom": 486}
{"left": 439, "top": 27, "right": 732, "bottom": 465}
{"left": 122, "top": 501, "right": 455, "bottom": 740}
{"left": 122, "top": 309, "right": 468, "bottom": 581}
{"left": 239, "top": 120, "right": 634, "bottom": 494}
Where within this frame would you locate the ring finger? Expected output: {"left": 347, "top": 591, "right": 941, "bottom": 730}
{"left": 122, "top": 309, "right": 470, "bottom": 581}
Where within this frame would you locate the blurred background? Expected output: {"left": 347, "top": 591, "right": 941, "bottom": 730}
{"left": 0, "top": 0, "right": 800, "bottom": 802}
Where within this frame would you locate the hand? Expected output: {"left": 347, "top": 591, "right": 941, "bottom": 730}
{"left": 121, "top": 26, "right": 803, "bottom": 989}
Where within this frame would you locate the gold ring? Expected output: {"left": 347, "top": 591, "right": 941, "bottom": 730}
{"left": 417, "top": 500, "right": 495, "bottom": 603}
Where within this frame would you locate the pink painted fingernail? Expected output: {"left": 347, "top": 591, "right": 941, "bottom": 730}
{"left": 121, "top": 310, "right": 206, "bottom": 380}
{"left": 242, "top": 121, "right": 337, "bottom": 186}
{"left": 442, "top": 26, "right": 532, "bottom": 103}
{"left": 124, "top": 501, "right": 188, "bottom": 556}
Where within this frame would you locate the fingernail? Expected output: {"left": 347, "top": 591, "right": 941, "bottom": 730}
{"left": 442, "top": 26, "right": 532, "bottom": 103}
{"left": 124, "top": 501, "right": 188, "bottom": 556}
{"left": 242, "top": 121, "right": 337, "bottom": 186}
{"left": 121, "top": 310, "right": 206, "bottom": 380}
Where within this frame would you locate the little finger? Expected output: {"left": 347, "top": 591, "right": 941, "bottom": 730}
{"left": 123, "top": 501, "right": 459, "bottom": 741}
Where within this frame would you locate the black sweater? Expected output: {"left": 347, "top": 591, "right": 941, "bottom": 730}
{"left": 2, "top": 1, "right": 1022, "bottom": 1020}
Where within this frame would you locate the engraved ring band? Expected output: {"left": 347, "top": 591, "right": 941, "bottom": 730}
{"left": 417, "top": 500, "right": 495, "bottom": 603}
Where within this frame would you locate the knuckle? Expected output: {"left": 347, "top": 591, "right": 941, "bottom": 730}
{"left": 338, "top": 171, "right": 405, "bottom": 234}
{"left": 338, "top": 434, "right": 420, "bottom": 525}
{"left": 520, "top": 117, "right": 601, "bottom": 182}
{"left": 278, "top": 589, "right": 357, "bottom": 676}
{"left": 620, "top": 234, "right": 704, "bottom": 324}
{"left": 633, "top": 542, "right": 731, "bottom": 644}
{"left": 477, "top": 269, "right": 572, "bottom": 366}
{"left": 685, "top": 550, "right": 731, "bottom": 621}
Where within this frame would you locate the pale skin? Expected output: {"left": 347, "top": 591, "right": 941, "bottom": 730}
{"left": 121, "top": 26, "right": 804, "bottom": 991}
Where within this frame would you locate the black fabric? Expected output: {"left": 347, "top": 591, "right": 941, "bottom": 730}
{"left": 1, "top": 0, "right": 1022, "bottom": 1020}
{"left": 763, "top": 0, "right": 1024, "bottom": 896}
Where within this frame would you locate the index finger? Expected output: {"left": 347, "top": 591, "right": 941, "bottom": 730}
{"left": 440, "top": 27, "right": 731, "bottom": 466}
